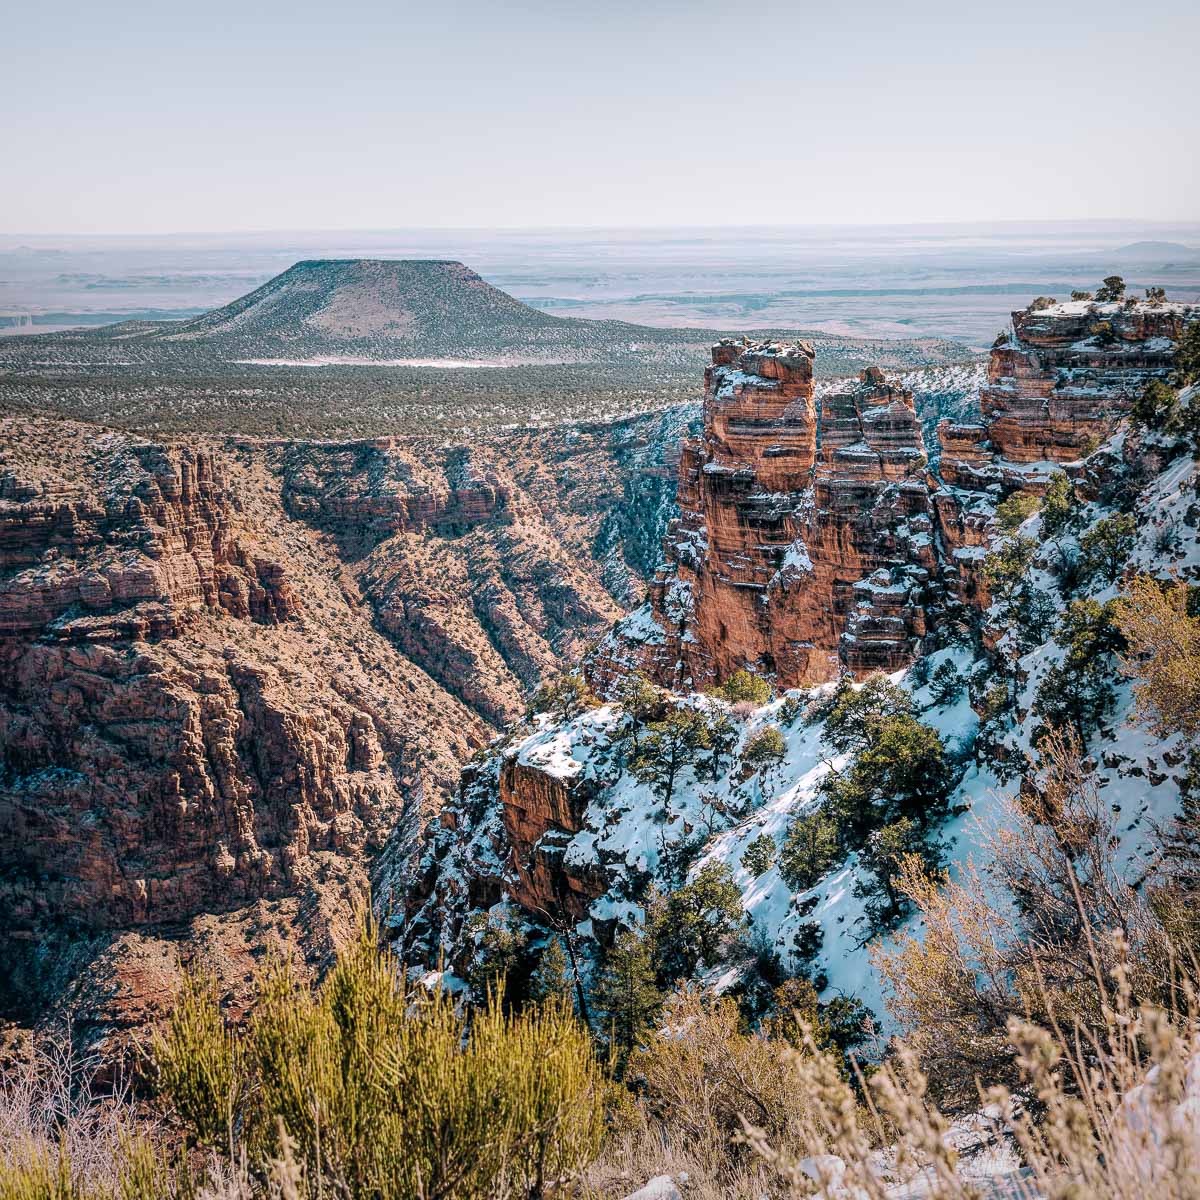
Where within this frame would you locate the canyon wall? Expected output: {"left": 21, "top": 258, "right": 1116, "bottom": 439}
{"left": 0, "top": 405, "right": 692, "bottom": 1049}
{"left": 593, "top": 298, "right": 1199, "bottom": 693}
{"left": 592, "top": 341, "right": 936, "bottom": 691}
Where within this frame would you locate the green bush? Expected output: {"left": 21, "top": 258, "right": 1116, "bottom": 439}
{"left": 779, "top": 807, "right": 842, "bottom": 891}
{"left": 741, "top": 725, "right": 786, "bottom": 776}
{"left": 994, "top": 492, "right": 1040, "bottom": 533}
{"left": 152, "top": 924, "right": 606, "bottom": 1200}
{"left": 742, "top": 832, "right": 777, "bottom": 877}
{"left": 710, "top": 669, "right": 772, "bottom": 706}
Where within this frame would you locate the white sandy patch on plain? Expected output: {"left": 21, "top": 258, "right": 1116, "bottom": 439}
{"left": 232, "top": 356, "right": 525, "bottom": 369}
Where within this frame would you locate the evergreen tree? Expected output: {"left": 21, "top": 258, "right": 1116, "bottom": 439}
{"left": 822, "top": 675, "right": 914, "bottom": 756}
{"left": 630, "top": 706, "right": 712, "bottom": 805}
{"left": 532, "top": 672, "right": 598, "bottom": 723}
{"left": 822, "top": 715, "right": 952, "bottom": 843}
{"left": 699, "top": 709, "right": 739, "bottom": 779}
{"left": 1079, "top": 514, "right": 1136, "bottom": 585}
{"left": 994, "top": 492, "right": 1040, "bottom": 533}
{"left": 779, "top": 806, "right": 842, "bottom": 891}
{"left": 1095, "top": 275, "right": 1126, "bottom": 302}
{"left": 615, "top": 672, "right": 664, "bottom": 758}
{"left": 741, "top": 724, "right": 786, "bottom": 777}
{"left": 592, "top": 923, "right": 663, "bottom": 1070}
{"left": 742, "top": 832, "right": 777, "bottom": 877}
{"left": 928, "top": 660, "right": 964, "bottom": 706}
{"left": 710, "top": 668, "right": 772, "bottom": 705}
{"left": 1040, "top": 473, "right": 1075, "bottom": 541}
{"left": 1178, "top": 320, "right": 1200, "bottom": 387}
{"left": 464, "top": 910, "right": 530, "bottom": 1006}
{"left": 853, "top": 817, "right": 942, "bottom": 931}
{"left": 1130, "top": 378, "right": 1178, "bottom": 431}
{"left": 657, "top": 862, "right": 746, "bottom": 980}
{"left": 530, "top": 936, "right": 575, "bottom": 1009}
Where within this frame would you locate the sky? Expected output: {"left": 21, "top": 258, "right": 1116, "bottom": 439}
{"left": 2, "top": 0, "right": 1197, "bottom": 235}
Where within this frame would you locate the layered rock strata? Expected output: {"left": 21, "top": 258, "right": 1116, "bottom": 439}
{"left": 935, "top": 296, "right": 1199, "bottom": 608}
{"left": 592, "top": 343, "right": 935, "bottom": 690}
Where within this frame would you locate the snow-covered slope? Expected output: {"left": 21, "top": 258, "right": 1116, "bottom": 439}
{"left": 397, "top": 403, "right": 1200, "bottom": 1030}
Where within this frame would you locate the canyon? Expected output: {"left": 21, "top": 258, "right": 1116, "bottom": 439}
{"left": 0, "top": 402, "right": 693, "bottom": 1052}
{"left": 405, "top": 294, "right": 1200, "bottom": 976}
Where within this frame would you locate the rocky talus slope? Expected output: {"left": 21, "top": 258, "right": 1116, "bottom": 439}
{"left": 400, "top": 297, "right": 1200, "bottom": 1013}
{"left": 0, "top": 404, "right": 694, "bottom": 1049}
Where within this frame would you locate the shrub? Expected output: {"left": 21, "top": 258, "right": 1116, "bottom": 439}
{"left": 742, "top": 832, "right": 776, "bottom": 877}
{"left": 1079, "top": 512, "right": 1137, "bottom": 585}
{"left": 1095, "top": 274, "right": 1126, "bottom": 302}
{"left": 1028, "top": 296, "right": 1056, "bottom": 312}
{"left": 1146, "top": 285, "right": 1167, "bottom": 302}
{"left": 151, "top": 971, "right": 241, "bottom": 1149}
{"left": 531, "top": 671, "right": 598, "bottom": 722}
{"left": 710, "top": 668, "right": 772, "bottom": 706}
{"left": 778, "top": 807, "right": 842, "bottom": 891}
{"left": 656, "top": 863, "right": 746, "bottom": 981}
{"left": 1115, "top": 574, "right": 1200, "bottom": 739}
{"left": 631, "top": 988, "right": 822, "bottom": 1174}
{"left": 153, "top": 922, "right": 606, "bottom": 1200}
{"left": 740, "top": 725, "right": 786, "bottom": 776}
{"left": 993, "top": 491, "right": 1039, "bottom": 533}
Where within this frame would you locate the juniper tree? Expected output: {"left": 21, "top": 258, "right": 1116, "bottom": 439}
{"left": 710, "top": 668, "right": 772, "bottom": 706}
{"left": 741, "top": 724, "right": 786, "bottom": 779}
{"left": 1040, "top": 474, "right": 1075, "bottom": 541}
{"left": 854, "top": 816, "right": 943, "bottom": 931}
{"left": 1079, "top": 513, "right": 1136, "bottom": 585}
{"left": 530, "top": 936, "right": 575, "bottom": 1008}
{"left": 532, "top": 672, "right": 598, "bottom": 723}
{"left": 742, "top": 832, "right": 777, "bottom": 877}
{"left": 657, "top": 862, "right": 746, "bottom": 981}
{"left": 822, "top": 715, "right": 953, "bottom": 844}
{"left": 1131, "top": 379, "right": 1178, "bottom": 431}
{"left": 779, "top": 806, "right": 841, "bottom": 891}
{"left": 630, "top": 706, "right": 712, "bottom": 806}
{"left": 822, "top": 675, "right": 914, "bottom": 756}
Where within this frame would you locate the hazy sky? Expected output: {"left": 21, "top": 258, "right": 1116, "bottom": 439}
{"left": 3, "top": 0, "right": 1197, "bottom": 234}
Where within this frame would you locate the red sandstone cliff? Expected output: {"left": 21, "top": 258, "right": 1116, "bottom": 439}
{"left": 592, "top": 342, "right": 934, "bottom": 690}
{"left": 593, "top": 300, "right": 1199, "bottom": 693}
